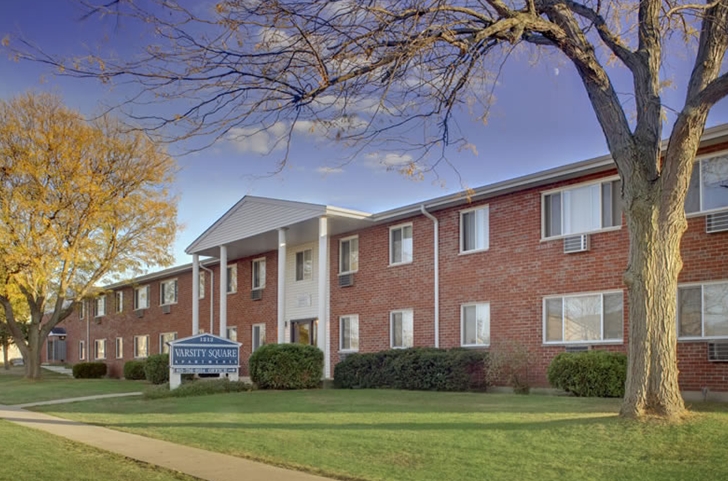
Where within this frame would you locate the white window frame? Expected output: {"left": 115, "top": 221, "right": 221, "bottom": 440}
{"left": 115, "top": 291, "right": 123, "bottom": 314}
{"left": 226, "top": 326, "right": 238, "bottom": 342}
{"left": 79, "top": 300, "right": 85, "bottom": 320}
{"left": 79, "top": 340, "right": 86, "bottom": 361}
{"left": 251, "top": 258, "right": 265, "bottom": 290}
{"left": 134, "top": 285, "right": 150, "bottom": 310}
{"left": 94, "top": 339, "right": 107, "bottom": 360}
{"left": 295, "top": 249, "right": 313, "bottom": 282}
{"left": 390, "top": 309, "right": 414, "bottom": 349}
{"left": 159, "top": 332, "right": 177, "bottom": 354}
{"left": 541, "top": 175, "right": 622, "bottom": 240}
{"left": 460, "top": 303, "right": 491, "bottom": 347}
{"left": 677, "top": 280, "right": 728, "bottom": 340}
{"left": 199, "top": 271, "right": 205, "bottom": 299}
{"left": 685, "top": 152, "right": 728, "bottom": 216}
{"left": 252, "top": 323, "right": 266, "bottom": 352}
{"left": 134, "top": 335, "right": 150, "bottom": 359}
{"left": 339, "top": 315, "right": 360, "bottom": 352}
{"left": 339, "top": 236, "right": 359, "bottom": 274}
{"left": 94, "top": 296, "right": 106, "bottom": 318}
{"left": 227, "top": 264, "right": 238, "bottom": 294}
{"left": 460, "top": 206, "right": 490, "bottom": 254}
{"left": 115, "top": 337, "right": 123, "bottom": 359}
{"left": 542, "top": 290, "right": 624, "bottom": 345}
{"left": 389, "top": 223, "right": 413, "bottom": 266}
{"left": 159, "top": 278, "right": 178, "bottom": 306}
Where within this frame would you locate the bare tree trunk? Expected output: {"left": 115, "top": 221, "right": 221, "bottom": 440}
{"left": 620, "top": 169, "right": 687, "bottom": 419}
{"left": 2, "top": 341, "right": 9, "bottom": 370}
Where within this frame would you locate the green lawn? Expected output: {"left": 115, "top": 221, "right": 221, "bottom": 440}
{"left": 0, "top": 366, "right": 145, "bottom": 405}
{"left": 34, "top": 389, "right": 728, "bottom": 481}
{"left": 0, "top": 419, "right": 196, "bottom": 481}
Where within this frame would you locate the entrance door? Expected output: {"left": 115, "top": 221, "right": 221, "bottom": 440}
{"left": 290, "top": 319, "right": 317, "bottom": 345}
{"left": 47, "top": 339, "right": 67, "bottom": 363}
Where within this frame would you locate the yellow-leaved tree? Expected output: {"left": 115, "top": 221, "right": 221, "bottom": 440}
{"left": 0, "top": 92, "right": 178, "bottom": 379}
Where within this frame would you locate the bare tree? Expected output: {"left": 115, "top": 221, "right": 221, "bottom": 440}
{"left": 8, "top": 0, "right": 728, "bottom": 418}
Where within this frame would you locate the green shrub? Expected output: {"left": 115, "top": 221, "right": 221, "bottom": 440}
{"left": 334, "top": 348, "right": 488, "bottom": 391}
{"left": 547, "top": 350, "right": 627, "bottom": 397}
{"left": 249, "top": 343, "right": 323, "bottom": 389}
{"left": 123, "top": 360, "right": 147, "bottom": 380}
{"left": 144, "top": 378, "right": 254, "bottom": 399}
{"left": 144, "top": 354, "right": 169, "bottom": 385}
{"left": 72, "top": 362, "right": 107, "bottom": 379}
{"left": 485, "top": 341, "right": 532, "bottom": 394}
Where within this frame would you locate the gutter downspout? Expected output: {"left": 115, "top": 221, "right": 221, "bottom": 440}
{"left": 200, "top": 265, "right": 215, "bottom": 335}
{"left": 420, "top": 205, "right": 439, "bottom": 348}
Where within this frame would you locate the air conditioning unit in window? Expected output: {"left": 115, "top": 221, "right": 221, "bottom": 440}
{"left": 708, "top": 342, "right": 728, "bottom": 362}
{"left": 251, "top": 289, "right": 263, "bottom": 301}
{"left": 161, "top": 304, "right": 171, "bottom": 314}
{"left": 563, "top": 234, "right": 590, "bottom": 254}
{"left": 135, "top": 309, "right": 144, "bottom": 319}
{"left": 565, "top": 345, "right": 590, "bottom": 353}
{"left": 338, "top": 273, "right": 354, "bottom": 287}
{"left": 706, "top": 211, "right": 728, "bottom": 233}
{"left": 94, "top": 317, "right": 102, "bottom": 325}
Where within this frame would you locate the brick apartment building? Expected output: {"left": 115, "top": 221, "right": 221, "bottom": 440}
{"left": 46, "top": 125, "right": 728, "bottom": 396}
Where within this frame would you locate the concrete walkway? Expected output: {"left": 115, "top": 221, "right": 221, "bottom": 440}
{"left": 0, "top": 398, "right": 333, "bottom": 481}
{"left": 41, "top": 364, "right": 73, "bottom": 376}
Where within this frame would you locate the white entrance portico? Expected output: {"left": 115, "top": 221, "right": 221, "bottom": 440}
{"left": 185, "top": 196, "right": 371, "bottom": 378}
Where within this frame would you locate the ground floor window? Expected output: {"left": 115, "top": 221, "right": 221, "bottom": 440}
{"left": 159, "top": 332, "right": 177, "bottom": 354}
{"left": 115, "top": 337, "right": 123, "bottom": 359}
{"left": 678, "top": 281, "right": 728, "bottom": 339}
{"left": 340, "top": 315, "right": 359, "bottom": 352}
{"left": 134, "top": 335, "right": 149, "bottom": 358}
{"left": 390, "top": 310, "right": 414, "bottom": 348}
{"left": 79, "top": 340, "right": 86, "bottom": 361}
{"left": 94, "top": 339, "right": 106, "bottom": 360}
{"left": 461, "top": 303, "right": 490, "bottom": 347}
{"left": 252, "top": 324, "right": 266, "bottom": 352}
{"left": 227, "top": 326, "right": 238, "bottom": 342}
{"left": 544, "top": 291, "right": 623, "bottom": 344}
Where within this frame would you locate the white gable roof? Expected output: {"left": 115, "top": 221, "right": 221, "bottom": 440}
{"left": 186, "top": 196, "right": 327, "bottom": 255}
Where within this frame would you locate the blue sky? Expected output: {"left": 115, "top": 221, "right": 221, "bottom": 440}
{"left": 3, "top": 0, "right": 728, "bottom": 267}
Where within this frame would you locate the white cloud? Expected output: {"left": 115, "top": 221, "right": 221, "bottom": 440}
{"left": 363, "top": 152, "right": 415, "bottom": 172}
{"left": 316, "top": 166, "right": 345, "bottom": 175}
{"left": 227, "top": 122, "right": 290, "bottom": 155}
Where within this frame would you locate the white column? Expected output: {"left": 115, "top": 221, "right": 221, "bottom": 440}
{"left": 317, "top": 217, "right": 330, "bottom": 377}
{"left": 277, "top": 228, "right": 287, "bottom": 343}
{"left": 219, "top": 245, "right": 228, "bottom": 338}
{"left": 192, "top": 254, "right": 200, "bottom": 335}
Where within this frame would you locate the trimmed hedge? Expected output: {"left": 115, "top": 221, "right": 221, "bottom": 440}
{"left": 547, "top": 350, "right": 627, "bottom": 397}
{"left": 144, "top": 379, "right": 254, "bottom": 399}
{"left": 144, "top": 354, "right": 169, "bottom": 385}
{"left": 334, "top": 348, "right": 488, "bottom": 391}
{"left": 123, "top": 360, "right": 147, "bottom": 380}
{"left": 72, "top": 362, "right": 107, "bottom": 379}
{"left": 249, "top": 343, "right": 323, "bottom": 389}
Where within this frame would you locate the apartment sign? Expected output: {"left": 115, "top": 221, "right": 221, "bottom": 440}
{"left": 168, "top": 334, "right": 241, "bottom": 388}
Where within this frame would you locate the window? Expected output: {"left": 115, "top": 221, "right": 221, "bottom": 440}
{"left": 227, "top": 264, "right": 238, "bottom": 293}
{"left": 340, "top": 315, "right": 359, "bottom": 352}
{"left": 251, "top": 259, "right": 265, "bottom": 290}
{"left": 94, "top": 339, "right": 106, "bottom": 360}
{"left": 678, "top": 281, "right": 728, "bottom": 339}
{"left": 461, "top": 303, "right": 490, "bottom": 346}
{"left": 134, "top": 285, "right": 150, "bottom": 310}
{"left": 460, "top": 206, "right": 489, "bottom": 253}
{"left": 339, "top": 236, "right": 359, "bottom": 274}
{"left": 390, "top": 224, "right": 413, "bottom": 265}
{"left": 159, "top": 332, "right": 177, "bottom": 354}
{"left": 252, "top": 323, "right": 266, "bottom": 352}
{"left": 115, "top": 337, "right": 123, "bottom": 359}
{"left": 685, "top": 154, "right": 728, "bottom": 214}
{"left": 390, "top": 309, "right": 414, "bottom": 348}
{"left": 79, "top": 300, "right": 85, "bottom": 320}
{"left": 160, "top": 279, "right": 178, "bottom": 305}
{"left": 79, "top": 340, "right": 86, "bottom": 360}
{"left": 94, "top": 296, "right": 106, "bottom": 317}
{"left": 134, "top": 335, "right": 149, "bottom": 358}
{"left": 227, "top": 326, "right": 238, "bottom": 342}
{"left": 543, "top": 178, "right": 621, "bottom": 238}
{"left": 199, "top": 271, "right": 205, "bottom": 299}
{"left": 295, "top": 249, "right": 313, "bottom": 281}
{"left": 115, "top": 291, "right": 123, "bottom": 313}
{"left": 544, "top": 291, "right": 623, "bottom": 343}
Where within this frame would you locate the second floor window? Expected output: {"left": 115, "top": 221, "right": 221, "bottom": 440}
{"left": 160, "top": 279, "right": 178, "bottom": 305}
{"left": 94, "top": 296, "right": 106, "bottom": 317}
{"left": 460, "top": 206, "right": 489, "bottom": 253}
{"left": 134, "top": 285, "right": 150, "bottom": 310}
{"left": 340, "top": 237, "right": 359, "bottom": 274}
{"left": 227, "top": 264, "right": 238, "bottom": 293}
{"left": 296, "top": 249, "right": 313, "bottom": 281}
{"left": 390, "top": 224, "right": 413, "bottom": 265}
{"left": 543, "top": 178, "right": 621, "bottom": 238}
{"left": 252, "top": 259, "right": 265, "bottom": 290}
{"left": 115, "top": 291, "right": 123, "bottom": 313}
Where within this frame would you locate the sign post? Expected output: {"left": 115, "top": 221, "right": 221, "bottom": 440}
{"left": 167, "top": 334, "right": 242, "bottom": 389}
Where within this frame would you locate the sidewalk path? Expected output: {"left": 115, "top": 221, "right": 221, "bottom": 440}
{"left": 16, "top": 392, "right": 143, "bottom": 408}
{"left": 0, "top": 399, "right": 334, "bottom": 481}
